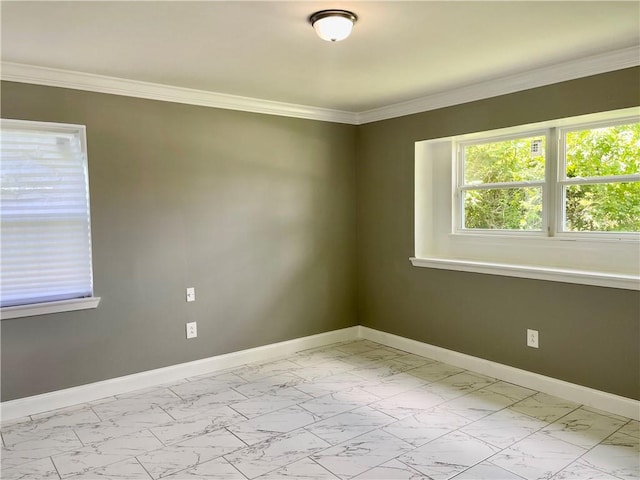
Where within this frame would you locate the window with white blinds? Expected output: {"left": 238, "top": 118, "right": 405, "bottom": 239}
{"left": 1, "top": 119, "right": 96, "bottom": 312}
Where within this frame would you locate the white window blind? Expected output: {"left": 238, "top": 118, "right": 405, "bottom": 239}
{"left": 1, "top": 120, "right": 94, "bottom": 309}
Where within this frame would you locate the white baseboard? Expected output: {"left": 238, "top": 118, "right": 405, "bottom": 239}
{"left": 359, "top": 326, "right": 640, "bottom": 421}
{"left": 3, "top": 324, "right": 637, "bottom": 422}
{"left": 0, "top": 326, "right": 359, "bottom": 421}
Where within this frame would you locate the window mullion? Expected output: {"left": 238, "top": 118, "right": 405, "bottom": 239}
{"left": 547, "top": 128, "right": 558, "bottom": 237}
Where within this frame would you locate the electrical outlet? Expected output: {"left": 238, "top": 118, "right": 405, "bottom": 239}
{"left": 186, "top": 322, "right": 197, "bottom": 339}
{"left": 186, "top": 287, "right": 195, "bottom": 302}
{"left": 527, "top": 329, "right": 539, "bottom": 348}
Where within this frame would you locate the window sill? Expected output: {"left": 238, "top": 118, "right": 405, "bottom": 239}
{"left": 1, "top": 297, "right": 101, "bottom": 320}
{"left": 410, "top": 257, "right": 639, "bottom": 291}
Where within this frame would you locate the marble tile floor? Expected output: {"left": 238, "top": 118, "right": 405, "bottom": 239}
{"left": 1, "top": 339, "right": 638, "bottom": 480}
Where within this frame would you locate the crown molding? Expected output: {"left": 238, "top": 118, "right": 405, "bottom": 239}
{"left": 355, "top": 45, "right": 640, "bottom": 124}
{"left": 2, "top": 45, "right": 638, "bottom": 126}
{"left": 0, "top": 62, "right": 359, "bottom": 125}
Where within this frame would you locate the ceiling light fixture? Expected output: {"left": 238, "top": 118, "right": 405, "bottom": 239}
{"left": 309, "top": 9, "right": 357, "bottom": 42}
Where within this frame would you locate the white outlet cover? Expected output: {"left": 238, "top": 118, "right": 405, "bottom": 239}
{"left": 527, "top": 329, "right": 539, "bottom": 348}
{"left": 186, "top": 322, "right": 197, "bottom": 339}
{"left": 186, "top": 287, "right": 196, "bottom": 302}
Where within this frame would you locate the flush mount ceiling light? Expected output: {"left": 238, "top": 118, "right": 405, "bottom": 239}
{"left": 309, "top": 9, "right": 358, "bottom": 42}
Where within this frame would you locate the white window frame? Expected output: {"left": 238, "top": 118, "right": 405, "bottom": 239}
{"left": 455, "top": 129, "right": 549, "bottom": 235}
{"left": 412, "top": 107, "right": 640, "bottom": 290}
{"left": 1, "top": 119, "right": 100, "bottom": 320}
{"left": 555, "top": 117, "right": 640, "bottom": 239}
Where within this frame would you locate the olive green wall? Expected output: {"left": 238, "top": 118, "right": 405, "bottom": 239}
{"left": 0, "top": 82, "right": 357, "bottom": 401}
{"left": 356, "top": 67, "right": 640, "bottom": 400}
{"left": 2, "top": 68, "right": 639, "bottom": 403}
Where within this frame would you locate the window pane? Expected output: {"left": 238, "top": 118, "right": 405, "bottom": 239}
{"left": 464, "top": 136, "right": 545, "bottom": 185}
{"left": 565, "top": 123, "right": 640, "bottom": 178}
{"left": 0, "top": 123, "right": 94, "bottom": 308}
{"left": 564, "top": 182, "right": 640, "bottom": 232}
{"left": 463, "top": 187, "right": 542, "bottom": 230}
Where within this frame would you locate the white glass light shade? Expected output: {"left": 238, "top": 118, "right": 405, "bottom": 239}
{"left": 313, "top": 16, "right": 353, "bottom": 42}
{"left": 309, "top": 10, "right": 357, "bottom": 42}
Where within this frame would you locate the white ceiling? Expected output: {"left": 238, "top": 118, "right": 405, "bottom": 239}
{"left": 1, "top": 1, "right": 639, "bottom": 113}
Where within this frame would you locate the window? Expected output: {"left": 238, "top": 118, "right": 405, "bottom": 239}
{"left": 560, "top": 122, "right": 640, "bottom": 233}
{"left": 413, "top": 108, "right": 640, "bottom": 290}
{"left": 458, "top": 134, "right": 546, "bottom": 232}
{"left": 456, "top": 121, "right": 639, "bottom": 237}
{"left": 1, "top": 119, "right": 100, "bottom": 319}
